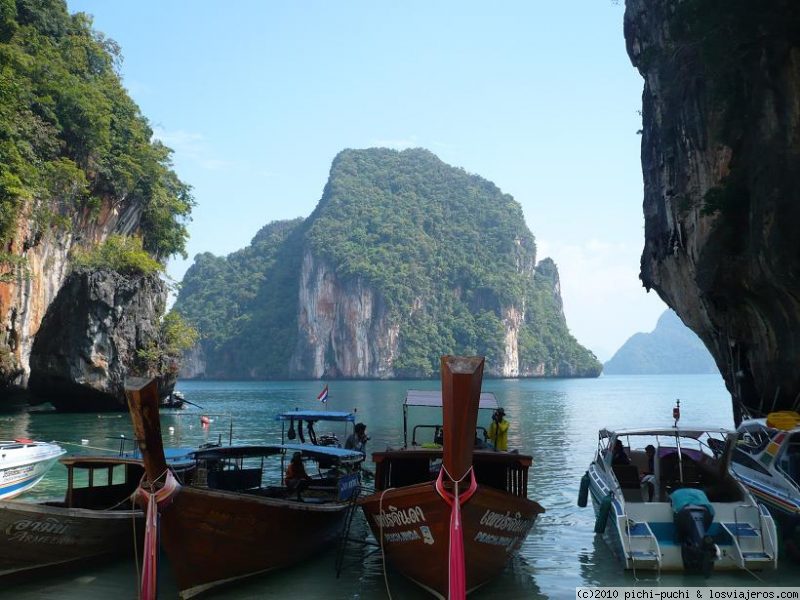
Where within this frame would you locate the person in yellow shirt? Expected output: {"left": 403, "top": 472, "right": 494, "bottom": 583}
{"left": 487, "top": 407, "right": 510, "bottom": 451}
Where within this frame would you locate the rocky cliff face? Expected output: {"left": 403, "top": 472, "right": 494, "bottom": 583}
{"left": 625, "top": 0, "right": 800, "bottom": 420}
{"left": 0, "top": 1, "right": 192, "bottom": 407}
{"left": 1, "top": 200, "right": 143, "bottom": 393}
{"left": 289, "top": 250, "right": 543, "bottom": 379}
{"left": 290, "top": 251, "right": 398, "bottom": 378}
{"left": 27, "top": 269, "right": 170, "bottom": 411}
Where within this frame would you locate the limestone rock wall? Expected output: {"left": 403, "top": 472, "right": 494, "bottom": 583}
{"left": 1, "top": 198, "right": 142, "bottom": 392}
{"left": 28, "top": 269, "right": 168, "bottom": 411}
{"left": 625, "top": 0, "right": 800, "bottom": 420}
{"left": 291, "top": 251, "right": 398, "bottom": 378}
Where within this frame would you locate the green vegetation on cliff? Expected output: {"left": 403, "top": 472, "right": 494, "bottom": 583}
{"left": 71, "top": 234, "right": 161, "bottom": 275}
{"left": 0, "top": 0, "right": 192, "bottom": 258}
{"left": 176, "top": 149, "right": 600, "bottom": 379}
{"left": 175, "top": 219, "right": 304, "bottom": 376}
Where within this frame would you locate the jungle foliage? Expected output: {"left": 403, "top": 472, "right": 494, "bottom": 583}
{"left": 0, "top": 0, "right": 192, "bottom": 258}
{"left": 176, "top": 149, "right": 600, "bottom": 379}
{"left": 70, "top": 234, "right": 162, "bottom": 276}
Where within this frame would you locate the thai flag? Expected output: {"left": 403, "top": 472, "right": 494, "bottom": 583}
{"left": 317, "top": 385, "right": 329, "bottom": 404}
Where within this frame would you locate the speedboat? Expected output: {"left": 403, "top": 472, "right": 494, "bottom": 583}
{"left": 731, "top": 410, "right": 800, "bottom": 562}
{"left": 578, "top": 408, "right": 778, "bottom": 575}
{"left": 0, "top": 439, "right": 65, "bottom": 499}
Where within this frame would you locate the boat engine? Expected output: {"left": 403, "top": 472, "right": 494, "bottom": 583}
{"left": 673, "top": 503, "right": 717, "bottom": 576}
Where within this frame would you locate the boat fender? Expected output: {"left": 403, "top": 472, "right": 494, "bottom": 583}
{"left": 578, "top": 472, "right": 590, "bottom": 508}
{"left": 287, "top": 417, "right": 296, "bottom": 440}
{"left": 298, "top": 419, "right": 305, "bottom": 443}
{"left": 594, "top": 493, "right": 612, "bottom": 533}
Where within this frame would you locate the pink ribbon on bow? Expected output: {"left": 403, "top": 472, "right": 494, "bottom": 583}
{"left": 135, "top": 470, "right": 181, "bottom": 600}
{"left": 435, "top": 467, "right": 478, "bottom": 600}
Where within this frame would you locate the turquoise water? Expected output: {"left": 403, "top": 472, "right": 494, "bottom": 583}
{"left": 4, "top": 374, "right": 800, "bottom": 598}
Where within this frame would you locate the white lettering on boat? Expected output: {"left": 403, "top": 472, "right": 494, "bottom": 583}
{"left": 372, "top": 505, "right": 426, "bottom": 529}
{"left": 5, "top": 517, "right": 72, "bottom": 536}
{"left": 383, "top": 530, "right": 421, "bottom": 543}
{"left": 4, "top": 517, "right": 77, "bottom": 545}
{"left": 478, "top": 509, "right": 532, "bottom": 534}
{"left": 474, "top": 531, "right": 516, "bottom": 551}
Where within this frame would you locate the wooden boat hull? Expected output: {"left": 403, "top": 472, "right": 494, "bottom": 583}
{"left": 361, "top": 481, "right": 543, "bottom": 598}
{"left": 157, "top": 486, "right": 351, "bottom": 598}
{"left": 0, "top": 500, "right": 142, "bottom": 578}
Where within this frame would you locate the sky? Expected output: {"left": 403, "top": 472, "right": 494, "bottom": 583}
{"left": 66, "top": 0, "right": 667, "bottom": 362}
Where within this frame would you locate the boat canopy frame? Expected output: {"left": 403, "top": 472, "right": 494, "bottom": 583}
{"left": 403, "top": 390, "right": 499, "bottom": 448}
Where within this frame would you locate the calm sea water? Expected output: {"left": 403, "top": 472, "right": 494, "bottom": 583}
{"left": 4, "top": 374, "right": 800, "bottom": 599}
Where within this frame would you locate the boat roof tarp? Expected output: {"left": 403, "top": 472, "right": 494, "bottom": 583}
{"left": 275, "top": 410, "right": 355, "bottom": 422}
{"left": 405, "top": 390, "right": 498, "bottom": 410}
{"left": 63, "top": 447, "right": 206, "bottom": 469}
{"left": 600, "top": 427, "right": 734, "bottom": 439}
{"left": 190, "top": 443, "right": 363, "bottom": 462}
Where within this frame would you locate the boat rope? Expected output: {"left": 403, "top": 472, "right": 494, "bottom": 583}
{"left": 133, "top": 469, "right": 182, "bottom": 600}
{"left": 378, "top": 486, "right": 396, "bottom": 600}
{"left": 53, "top": 440, "right": 122, "bottom": 453}
{"left": 434, "top": 465, "right": 477, "bottom": 600}
{"left": 132, "top": 497, "right": 141, "bottom": 597}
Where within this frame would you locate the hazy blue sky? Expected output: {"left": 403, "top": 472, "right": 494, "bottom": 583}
{"left": 67, "top": 0, "right": 667, "bottom": 361}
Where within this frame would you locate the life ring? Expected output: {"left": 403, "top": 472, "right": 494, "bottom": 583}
{"left": 766, "top": 411, "right": 800, "bottom": 430}
{"left": 594, "top": 493, "right": 612, "bottom": 533}
{"left": 577, "top": 472, "right": 590, "bottom": 508}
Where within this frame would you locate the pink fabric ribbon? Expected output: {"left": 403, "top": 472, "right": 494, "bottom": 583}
{"left": 435, "top": 467, "right": 477, "bottom": 600}
{"left": 135, "top": 470, "right": 181, "bottom": 600}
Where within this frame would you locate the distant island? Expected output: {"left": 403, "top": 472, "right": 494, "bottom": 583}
{"left": 603, "top": 310, "right": 718, "bottom": 375}
{"left": 176, "top": 148, "right": 601, "bottom": 380}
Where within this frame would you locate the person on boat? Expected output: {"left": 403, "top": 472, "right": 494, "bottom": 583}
{"left": 285, "top": 452, "right": 311, "bottom": 499}
{"left": 611, "top": 439, "right": 631, "bottom": 465}
{"left": 345, "top": 423, "right": 369, "bottom": 454}
{"left": 487, "top": 408, "right": 510, "bottom": 451}
{"left": 641, "top": 444, "right": 656, "bottom": 501}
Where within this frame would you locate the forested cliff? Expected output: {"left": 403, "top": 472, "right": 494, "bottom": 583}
{"left": 625, "top": 0, "right": 800, "bottom": 420}
{"left": 176, "top": 148, "right": 600, "bottom": 380}
{"left": 0, "top": 0, "right": 192, "bottom": 408}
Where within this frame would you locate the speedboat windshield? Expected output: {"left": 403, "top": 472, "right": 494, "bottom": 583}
{"left": 600, "top": 429, "right": 731, "bottom": 463}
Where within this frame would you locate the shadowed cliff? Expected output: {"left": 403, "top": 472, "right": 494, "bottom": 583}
{"left": 625, "top": 0, "right": 800, "bottom": 421}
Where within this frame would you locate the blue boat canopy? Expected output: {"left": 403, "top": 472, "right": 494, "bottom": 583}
{"left": 280, "top": 443, "right": 364, "bottom": 462}
{"left": 275, "top": 410, "right": 355, "bottom": 422}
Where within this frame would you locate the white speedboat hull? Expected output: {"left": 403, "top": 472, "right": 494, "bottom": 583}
{"left": 0, "top": 441, "right": 66, "bottom": 500}
{"left": 584, "top": 427, "right": 779, "bottom": 573}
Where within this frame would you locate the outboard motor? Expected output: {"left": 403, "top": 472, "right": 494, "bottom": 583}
{"left": 671, "top": 488, "right": 717, "bottom": 576}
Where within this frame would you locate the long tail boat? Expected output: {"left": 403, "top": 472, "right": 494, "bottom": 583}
{"left": 360, "top": 356, "right": 545, "bottom": 598}
{"left": 125, "top": 378, "right": 364, "bottom": 599}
